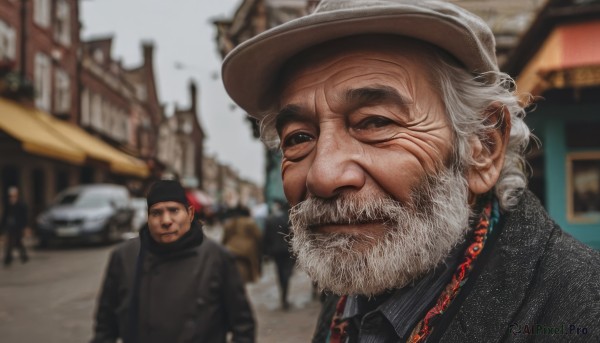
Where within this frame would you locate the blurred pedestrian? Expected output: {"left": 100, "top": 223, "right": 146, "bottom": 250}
{"left": 184, "top": 188, "right": 203, "bottom": 224}
{"left": 91, "top": 180, "right": 255, "bottom": 343}
{"left": 2, "top": 186, "right": 29, "bottom": 267}
{"left": 263, "top": 199, "right": 295, "bottom": 310}
{"left": 222, "top": 205, "right": 262, "bottom": 284}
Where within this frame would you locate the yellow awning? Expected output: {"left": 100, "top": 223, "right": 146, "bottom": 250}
{"left": 0, "top": 97, "right": 149, "bottom": 178}
{"left": 0, "top": 98, "right": 86, "bottom": 165}
{"left": 35, "top": 113, "right": 149, "bottom": 178}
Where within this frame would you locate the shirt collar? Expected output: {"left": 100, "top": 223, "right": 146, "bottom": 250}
{"left": 340, "top": 237, "right": 468, "bottom": 340}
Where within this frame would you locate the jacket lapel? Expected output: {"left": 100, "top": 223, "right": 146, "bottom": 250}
{"left": 440, "top": 192, "right": 556, "bottom": 342}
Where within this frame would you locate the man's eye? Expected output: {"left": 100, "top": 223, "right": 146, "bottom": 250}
{"left": 282, "top": 132, "right": 314, "bottom": 148}
{"left": 355, "top": 116, "right": 394, "bottom": 130}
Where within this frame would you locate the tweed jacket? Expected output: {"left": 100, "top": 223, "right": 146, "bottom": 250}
{"left": 312, "top": 191, "right": 600, "bottom": 342}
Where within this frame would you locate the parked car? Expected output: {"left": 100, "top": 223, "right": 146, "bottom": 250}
{"left": 130, "top": 197, "right": 148, "bottom": 232}
{"left": 36, "top": 184, "right": 134, "bottom": 246}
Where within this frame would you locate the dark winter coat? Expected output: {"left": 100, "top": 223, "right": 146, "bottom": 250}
{"left": 263, "top": 212, "right": 292, "bottom": 257}
{"left": 312, "top": 191, "right": 600, "bottom": 342}
{"left": 0, "top": 201, "right": 28, "bottom": 233}
{"left": 91, "top": 225, "right": 255, "bottom": 343}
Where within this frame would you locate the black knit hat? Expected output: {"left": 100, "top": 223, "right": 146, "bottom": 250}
{"left": 146, "top": 180, "right": 189, "bottom": 209}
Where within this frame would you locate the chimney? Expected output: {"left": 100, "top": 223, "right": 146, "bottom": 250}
{"left": 142, "top": 41, "right": 154, "bottom": 66}
{"left": 189, "top": 80, "right": 198, "bottom": 114}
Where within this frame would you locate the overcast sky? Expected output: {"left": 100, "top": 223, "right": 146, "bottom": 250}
{"left": 80, "top": 0, "right": 266, "bottom": 186}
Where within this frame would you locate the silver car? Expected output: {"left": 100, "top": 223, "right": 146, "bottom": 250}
{"left": 130, "top": 197, "right": 148, "bottom": 232}
{"left": 36, "top": 184, "right": 134, "bottom": 246}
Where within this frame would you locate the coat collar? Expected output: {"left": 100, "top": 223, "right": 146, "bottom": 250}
{"left": 439, "top": 191, "right": 557, "bottom": 342}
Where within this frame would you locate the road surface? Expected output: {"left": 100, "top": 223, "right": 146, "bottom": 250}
{"left": 0, "top": 231, "right": 321, "bottom": 342}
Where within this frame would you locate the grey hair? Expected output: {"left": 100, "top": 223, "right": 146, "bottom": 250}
{"left": 429, "top": 52, "right": 531, "bottom": 211}
{"left": 258, "top": 51, "right": 532, "bottom": 212}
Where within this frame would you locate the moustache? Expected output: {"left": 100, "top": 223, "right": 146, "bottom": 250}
{"left": 289, "top": 191, "right": 408, "bottom": 230}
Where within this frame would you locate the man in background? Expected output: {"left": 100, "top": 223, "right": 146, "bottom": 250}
{"left": 92, "top": 180, "right": 255, "bottom": 343}
{"left": 263, "top": 199, "right": 294, "bottom": 310}
{"left": 222, "top": 205, "right": 263, "bottom": 284}
{"left": 2, "top": 186, "right": 29, "bottom": 267}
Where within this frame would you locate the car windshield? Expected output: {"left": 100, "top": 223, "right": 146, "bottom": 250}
{"left": 56, "top": 191, "right": 111, "bottom": 208}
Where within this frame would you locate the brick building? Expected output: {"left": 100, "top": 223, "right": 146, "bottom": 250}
{"left": 202, "top": 154, "right": 221, "bottom": 202}
{"left": 79, "top": 38, "right": 162, "bottom": 192}
{"left": 0, "top": 0, "right": 150, "bottom": 221}
{"left": 0, "top": 0, "right": 82, "bottom": 219}
{"left": 213, "top": 0, "right": 308, "bottom": 208}
{"left": 156, "top": 80, "right": 205, "bottom": 192}
{"left": 122, "top": 43, "right": 162, "bottom": 159}
{"left": 0, "top": 0, "right": 80, "bottom": 121}
{"left": 171, "top": 81, "right": 205, "bottom": 189}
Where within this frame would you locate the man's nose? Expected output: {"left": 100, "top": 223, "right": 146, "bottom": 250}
{"left": 160, "top": 213, "right": 173, "bottom": 227}
{"left": 306, "top": 132, "right": 365, "bottom": 199}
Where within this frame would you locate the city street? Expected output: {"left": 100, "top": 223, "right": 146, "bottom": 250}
{"left": 0, "top": 232, "right": 321, "bottom": 343}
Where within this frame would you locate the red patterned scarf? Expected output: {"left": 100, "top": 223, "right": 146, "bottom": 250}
{"left": 327, "top": 198, "right": 499, "bottom": 343}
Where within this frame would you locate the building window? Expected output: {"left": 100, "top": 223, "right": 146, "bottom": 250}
{"left": 91, "top": 92, "right": 102, "bottom": 131}
{"left": 104, "top": 103, "right": 113, "bottom": 136}
{"left": 81, "top": 88, "right": 90, "bottom": 126}
{"left": 34, "top": 52, "right": 51, "bottom": 111}
{"left": 567, "top": 152, "right": 600, "bottom": 223}
{"left": 93, "top": 49, "right": 104, "bottom": 64}
{"left": 54, "top": 0, "right": 71, "bottom": 46}
{"left": 136, "top": 84, "right": 147, "bottom": 101}
{"left": 34, "top": 0, "right": 51, "bottom": 28}
{"left": 54, "top": 68, "right": 70, "bottom": 113}
{"left": 120, "top": 110, "right": 129, "bottom": 143}
{"left": 0, "top": 20, "right": 16, "bottom": 60}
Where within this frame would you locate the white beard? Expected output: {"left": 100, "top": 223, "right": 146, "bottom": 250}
{"left": 288, "top": 169, "right": 471, "bottom": 297}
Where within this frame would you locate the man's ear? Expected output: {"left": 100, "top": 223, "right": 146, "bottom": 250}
{"left": 188, "top": 205, "right": 195, "bottom": 223}
{"left": 467, "top": 103, "right": 511, "bottom": 195}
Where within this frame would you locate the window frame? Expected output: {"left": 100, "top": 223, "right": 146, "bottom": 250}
{"left": 33, "top": 0, "right": 51, "bottom": 28}
{"left": 566, "top": 151, "right": 600, "bottom": 224}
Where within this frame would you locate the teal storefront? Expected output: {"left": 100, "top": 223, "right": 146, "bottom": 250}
{"left": 504, "top": 11, "right": 600, "bottom": 250}
{"left": 526, "top": 99, "right": 600, "bottom": 250}
{"left": 263, "top": 149, "right": 285, "bottom": 208}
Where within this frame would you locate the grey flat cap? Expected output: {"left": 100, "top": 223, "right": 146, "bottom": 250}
{"left": 222, "top": 0, "right": 498, "bottom": 119}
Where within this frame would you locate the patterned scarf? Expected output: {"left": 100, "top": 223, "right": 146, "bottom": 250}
{"left": 327, "top": 196, "right": 499, "bottom": 343}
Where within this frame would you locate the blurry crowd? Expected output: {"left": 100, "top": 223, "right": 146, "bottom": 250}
{"left": 220, "top": 199, "right": 296, "bottom": 310}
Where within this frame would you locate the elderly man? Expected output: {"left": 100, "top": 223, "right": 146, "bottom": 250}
{"left": 222, "top": 0, "right": 600, "bottom": 342}
{"left": 91, "top": 180, "right": 255, "bottom": 343}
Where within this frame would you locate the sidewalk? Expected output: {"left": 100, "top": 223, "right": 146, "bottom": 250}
{"left": 2, "top": 226, "right": 325, "bottom": 342}
{"left": 0, "top": 232, "right": 37, "bottom": 263}
{"left": 248, "top": 260, "right": 322, "bottom": 343}
{"left": 204, "top": 223, "right": 323, "bottom": 342}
